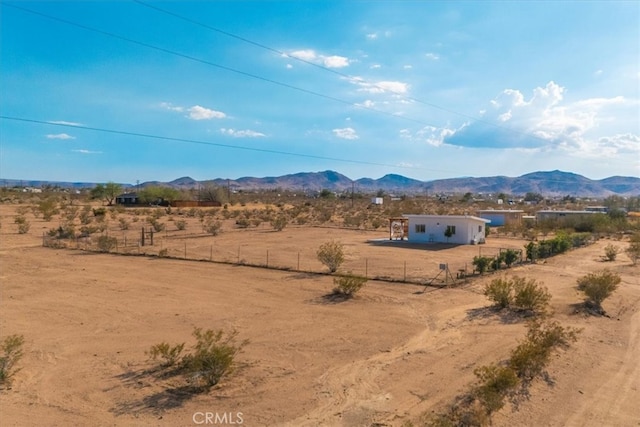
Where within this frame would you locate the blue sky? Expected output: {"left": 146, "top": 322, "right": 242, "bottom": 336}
{"left": 1, "top": 1, "right": 638, "bottom": 184}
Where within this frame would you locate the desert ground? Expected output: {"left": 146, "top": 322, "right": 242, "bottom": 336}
{"left": 1, "top": 203, "right": 639, "bottom": 426}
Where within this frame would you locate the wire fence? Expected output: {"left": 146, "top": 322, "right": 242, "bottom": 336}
{"left": 42, "top": 227, "right": 531, "bottom": 287}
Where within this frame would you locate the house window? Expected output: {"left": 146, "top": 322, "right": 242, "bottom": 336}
{"left": 415, "top": 224, "right": 426, "bottom": 233}
{"left": 445, "top": 225, "right": 456, "bottom": 235}
{"left": 479, "top": 225, "right": 483, "bottom": 232}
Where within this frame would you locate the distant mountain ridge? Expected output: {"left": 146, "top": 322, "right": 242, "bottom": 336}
{"left": 3, "top": 170, "right": 639, "bottom": 197}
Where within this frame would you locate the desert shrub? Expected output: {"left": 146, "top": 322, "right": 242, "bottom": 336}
{"left": 38, "top": 199, "right": 58, "bottom": 221}
{"left": 603, "top": 244, "right": 620, "bottom": 261}
{"left": 96, "top": 235, "right": 117, "bottom": 252}
{"left": 473, "top": 364, "right": 519, "bottom": 413}
{"left": 14, "top": 215, "right": 30, "bottom": 234}
{"left": 79, "top": 225, "right": 99, "bottom": 236}
{"left": 472, "top": 256, "right": 492, "bottom": 274}
{"left": 576, "top": 269, "right": 621, "bottom": 313}
{"left": 63, "top": 205, "right": 79, "bottom": 221}
{"left": 79, "top": 206, "right": 92, "bottom": 224}
{"left": 182, "top": 328, "right": 247, "bottom": 389}
{"left": 92, "top": 207, "right": 106, "bottom": 217}
{"left": 48, "top": 223, "right": 76, "bottom": 239}
{"left": 512, "top": 277, "right": 551, "bottom": 313}
{"left": 147, "top": 342, "right": 184, "bottom": 367}
{"left": 0, "top": 335, "right": 24, "bottom": 388}
{"left": 158, "top": 248, "right": 169, "bottom": 258}
{"left": 175, "top": 219, "right": 187, "bottom": 230}
{"left": 524, "top": 241, "right": 538, "bottom": 262}
{"left": 235, "top": 218, "right": 250, "bottom": 228}
{"left": 484, "top": 278, "right": 513, "bottom": 309}
{"left": 317, "top": 240, "right": 345, "bottom": 273}
{"left": 204, "top": 219, "right": 222, "bottom": 236}
{"left": 333, "top": 273, "right": 367, "bottom": 297}
{"left": 118, "top": 217, "right": 130, "bottom": 230}
{"left": 502, "top": 249, "right": 520, "bottom": 267}
{"left": 490, "top": 254, "right": 503, "bottom": 271}
{"left": 484, "top": 276, "right": 550, "bottom": 314}
{"left": 147, "top": 217, "right": 165, "bottom": 232}
{"left": 270, "top": 215, "right": 287, "bottom": 231}
{"left": 627, "top": 233, "right": 640, "bottom": 265}
{"left": 509, "top": 320, "right": 579, "bottom": 380}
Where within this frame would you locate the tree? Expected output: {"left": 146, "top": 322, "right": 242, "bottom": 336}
{"left": 472, "top": 256, "right": 492, "bottom": 275}
{"left": 316, "top": 240, "right": 345, "bottom": 273}
{"left": 577, "top": 269, "right": 621, "bottom": 314}
{"left": 524, "top": 192, "right": 544, "bottom": 203}
{"left": 138, "top": 186, "right": 180, "bottom": 205}
{"left": 198, "top": 184, "right": 228, "bottom": 204}
{"left": 90, "top": 182, "right": 122, "bottom": 206}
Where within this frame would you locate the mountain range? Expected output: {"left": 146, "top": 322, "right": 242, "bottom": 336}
{"left": 4, "top": 170, "right": 639, "bottom": 198}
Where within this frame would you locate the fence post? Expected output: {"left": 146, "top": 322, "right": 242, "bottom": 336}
{"left": 42, "top": 232, "right": 45, "bottom": 247}
{"left": 266, "top": 250, "right": 269, "bottom": 268}
{"left": 404, "top": 261, "right": 407, "bottom": 282}
{"left": 210, "top": 245, "right": 213, "bottom": 261}
{"left": 150, "top": 229, "right": 154, "bottom": 246}
{"left": 141, "top": 227, "right": 145, "bottom": 246}
{"left": 237, "top": 245, "right": 240, "bottom": 264}
{"left": 184, "top": 242, "right": 187, "bottom": 259}
{"left": 297, "top": 252, "right": 300, "bottom": 271}
{"left": 365, "top": 258, "right": 368, "bottom": 278}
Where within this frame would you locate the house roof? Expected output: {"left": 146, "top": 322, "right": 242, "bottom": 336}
{"left": 402, "top": 214, "right": 491, "bottom": 223}
{"left": 116, "top": 192, "right": 138, "bottom": 198}
{"left": 476, "top": 209, "right": 524, "bottom": 213}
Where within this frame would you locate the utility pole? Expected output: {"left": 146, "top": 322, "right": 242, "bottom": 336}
{"left": 351, "top": 181, "right": 354, "bottom": 208}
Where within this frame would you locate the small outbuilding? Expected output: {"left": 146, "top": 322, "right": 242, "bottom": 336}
{"left": 476, "top": 209, "right": 524, "bottom": 227}
{"left": 115, "top": 192, "right": 139, "bottom": 205}
{"left": 403, "top": 214, "right": 490, "bottom": 245}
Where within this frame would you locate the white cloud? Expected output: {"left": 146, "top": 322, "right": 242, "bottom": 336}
{"left": 160, "top": 102, "right": 184, "bottom": 112}
{"left": 71, "top": 149, "right": 102, "bottom": 154}
{"left": 370, "top": 64, "right": 381, "bottom": 69}
{"left": 366, "top": 33, "right": 378, "bottom": 40}
{"left": 220, "top": 128, "right": 266, "bottom": 138}
{"left": 438, "top": 81, "right": 639, "bottom": 159}
{"left": 188, "top": 105, "right": 226, "bottom": 120}
{"left": 425, "top": 52, "right": 440, "bottom": 60}
{"left": 47, "top": 120, "right": 82, "bottom": 126}
{"left": 286, "top": 64, "right": 293, "bottom": 69}
{"left": 356, "top": 100, "right": 376, "bottom": 108}
{"left": 46, "top": 133, "right": 75, "bottom": 140}
{"left": 323, "top": 55, "right": 349, "bottom": 68}
{"left": 287, "top": 49, "right": 350, "bottom": 68}
{"left": 332, "top": 127, "right": 359, "bottom": 140}
{"left": 355, "top": 79, "right": 409, "bottom": 94}
{"left": 403, "top": 65, "right": 413, "bottom": 70}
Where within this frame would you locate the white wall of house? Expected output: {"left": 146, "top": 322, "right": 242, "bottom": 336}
{"left": 404, "top": 215, "right": 490, "bottom": 245}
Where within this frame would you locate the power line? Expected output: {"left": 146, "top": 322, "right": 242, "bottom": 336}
{"left": 2, "top": 2, "right": 431, "bottom": 127}
{"left": 0, "top": 115, "right": 455, "bottom": 173}
{"left": 5, "top": 2, "right": 547, "bottom": 145}
{"left": 131, "top": 0, "right": 549, "bottom": 143}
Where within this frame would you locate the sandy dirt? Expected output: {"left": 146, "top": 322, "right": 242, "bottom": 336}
{"left": 1, "top": 205, "right": 639, "bottom": 426}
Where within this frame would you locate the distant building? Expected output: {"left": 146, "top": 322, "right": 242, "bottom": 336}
{"left": 476, "top": 209, "right": 524, "bottom": 227}
{"left": 403, "top": 214, "right": 490, "bottom": 245}
{"left": 535, "top": 210, "right": 601, "bottom": 222}
{"left": 371, "top": 197, "right": 383, "bottom": 205}
{"left": 584, "top": 206, "right": 608, "bottom": 213}
{"left": 115, "top": 192, "right": 139, "bottom": 205}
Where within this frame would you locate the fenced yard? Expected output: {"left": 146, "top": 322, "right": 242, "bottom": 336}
{"left": 43, "top": 222, "right": 528, "bottom": 285}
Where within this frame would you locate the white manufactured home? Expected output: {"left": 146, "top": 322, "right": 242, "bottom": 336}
{"left": 403, "top": 214, "right": 490, "bottom": 245}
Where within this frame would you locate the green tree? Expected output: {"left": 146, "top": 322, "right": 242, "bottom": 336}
{"left": 90, "top": 182, "right": 122, "bottom": 206}
{"left": 198, "top": 184, "right": 228, "bottom": 204}
{"left": 138, "top": 186, "right": 181, "bottom": 205}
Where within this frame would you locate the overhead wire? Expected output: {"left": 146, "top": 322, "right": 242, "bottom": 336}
{"left": 0, "top": 116, "right": 454, "bottom": 173}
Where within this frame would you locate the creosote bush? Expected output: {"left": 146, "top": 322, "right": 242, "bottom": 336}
{"left": 333, "top": 273, "right": 367, "bottom": 297}
{"left": 96, "top": 235, "right": 117, "bottom": 252}
{"left": 316, "top": 240, "right": 345, "bottom": 273}
{"left": 603, "top": 244, "right": 620, "bottom": 261}
{"left": 0, "top": 335, "right": 25, "bottom": 388}
{"left": 423, "top": 320, "right": 579, "bottom": 426}
{"left": 472, "top": 256, "right": 492, "bottom": 275}
{"left": 484, "top": 276, "right": 550, "bottom": 314}
{"left": 576, "top": 269, "right": 621, "bottom": 314}
{"left": 626, "top": 233, "right": 640, "bottom": 265}
{"left": 204, "top": 219, "right": 222, "bottom": 236}
{"left": 148, "top": 328, "right": 247, "bottom": 392}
